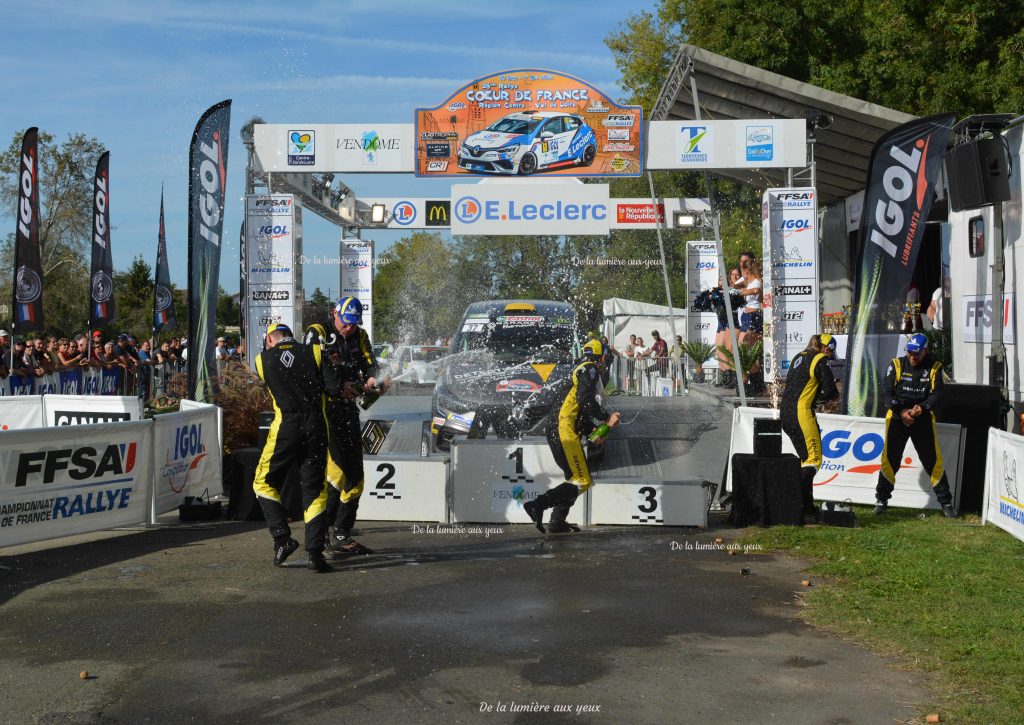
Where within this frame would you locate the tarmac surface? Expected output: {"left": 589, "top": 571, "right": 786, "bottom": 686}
{"left": 0, "top": 387, "right": 932, "bottom": 723}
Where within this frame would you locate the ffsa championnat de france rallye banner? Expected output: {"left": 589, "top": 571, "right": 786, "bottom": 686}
{"left": 0, "top": 421, "right": 152, "bottom": 547}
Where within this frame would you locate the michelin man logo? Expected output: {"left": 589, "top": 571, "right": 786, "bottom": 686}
{"left": 1004, "top": 451, "right": 1018, "bottom": 499}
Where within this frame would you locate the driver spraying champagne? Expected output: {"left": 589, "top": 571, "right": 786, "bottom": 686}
{"left": 525, "top": 339, "right": 620, "bottom": 533}
{"left": 304, "top": 296, "right": 387, "bottom": 557}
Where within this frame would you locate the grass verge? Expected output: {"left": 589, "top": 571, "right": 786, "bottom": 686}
{"left": 741, "top": 507, "right": 1024, "bottom": 723}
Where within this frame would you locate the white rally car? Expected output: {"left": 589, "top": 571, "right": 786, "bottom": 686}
{"left": 457, "top": 111, "right": 597, "bottom": 175}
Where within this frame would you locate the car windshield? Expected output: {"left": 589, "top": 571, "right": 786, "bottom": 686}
{"left": 453, "top": 322, "right": 575, "bottom": 362}
{"left": 485, "top": 117, "right": 541, "bottom": 135}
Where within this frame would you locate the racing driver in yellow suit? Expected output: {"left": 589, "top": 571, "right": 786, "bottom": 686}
{"left": 525, "top": 339, "right": 620, "bottom": 533}
{"left": 780, "top": 333, "right": 839, "bottom": 518}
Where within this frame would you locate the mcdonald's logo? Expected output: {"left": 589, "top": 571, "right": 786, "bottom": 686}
{"left": 426, "top": 200, "right": 450, "bottom": 227}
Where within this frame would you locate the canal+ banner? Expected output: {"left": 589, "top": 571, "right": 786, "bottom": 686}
{"left": 0, "top": 420, "right": 152, "bottom": 548}
{"left": 450, "top": 183, "right": 610, "bottom": 236}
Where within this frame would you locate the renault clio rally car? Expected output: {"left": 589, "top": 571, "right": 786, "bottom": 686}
{"left": 457, "top": 112, "right": 597, "bottom": 175}
{"left": 431, "top": 300, "right": 582, "bottom": 450}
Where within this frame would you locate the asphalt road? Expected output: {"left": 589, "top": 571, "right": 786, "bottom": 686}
{"left": 0, "top": 518, "right": 930, "bottom": 724}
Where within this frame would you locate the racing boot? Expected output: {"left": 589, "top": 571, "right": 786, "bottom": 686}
{"left": 545, "top": 505, "right": 580, "bottom": 534}
{"left": 800, "top": 467, "right": 818, "bottom": 519}
{"left": 272, "top": 536, "right": 300, "bottom": 567}
{"left": 330, "top": 534, "right": 374, "bottom": 556}
{"left": 307, "top": 552, "right": 331, "bottom": 573}
{"left": 523, "top": 499, "right": 546, "bottom": 534}
{"left": 873, "top": 499, "right": 888, "bottom": 516}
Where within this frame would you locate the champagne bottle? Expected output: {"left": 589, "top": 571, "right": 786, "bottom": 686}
{"left": 359, "top": 386, "right": 381, "bottom": 410}
{"left": 587, "top": 423, "right": 611, "bottom": 442}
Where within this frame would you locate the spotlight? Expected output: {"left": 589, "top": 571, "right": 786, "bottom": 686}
{"left": 370, "top": 203, "right": 387, "bottom": 224}
{"left": 674, "top": 212, "right": 697, "bottom": 228}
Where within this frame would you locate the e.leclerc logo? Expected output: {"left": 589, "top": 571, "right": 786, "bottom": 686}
{"left": 455, "top": 196, "right": 482, "bottom": 224}
{"left": 453, "top": 195, "right": 607, "bottom": 225}
{"left": 392, "top": 201, "right": 416, "bottom": 226}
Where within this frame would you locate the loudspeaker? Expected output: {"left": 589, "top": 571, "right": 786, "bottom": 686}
{"left": 753, "top": 418, "right": 783, "bottom": 457}
{"left": 936, "top": 383, "right": 1005, "bottom": 513}
{"left": 946, "top": 137, "right": 1011, "bottom": 212}
{"left": 730, "top": 453, "right": 802, "bottom": 527}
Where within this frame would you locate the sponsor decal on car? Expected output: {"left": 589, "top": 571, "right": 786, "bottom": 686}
{"left": 496, "top": 379, "right": 542, "bottom": 392}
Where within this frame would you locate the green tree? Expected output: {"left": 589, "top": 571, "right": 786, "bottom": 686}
{"left": 112, "top": 255, "right": 154, "bottom": 338}
{"left": 305, "top": 286, "right": 332, "bottom": 326}
{"left": 0, "top": 130, "right": 107, "bottom": 336}
{"left": 374, "top": 232, "right": 485, "bottom": 343}
{"left": 216, "top": 285, "right": 237, "bottom": 329}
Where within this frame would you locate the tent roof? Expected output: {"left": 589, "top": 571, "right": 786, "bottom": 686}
{"left": 603, "top": 297, "right": 688, "bottom": 318}
{"left": 651, "top": 44, "right": 917, "bottom": 205}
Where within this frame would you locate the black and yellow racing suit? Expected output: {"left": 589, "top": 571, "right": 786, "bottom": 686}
{"left": 253, "top": 337, "right": 329, "bottom": 553}
{"left": 875, "top": 354, "right": 953, "bottom": 506}
{"left": 304, "top": 321, "right": 382, "bottom": 537}
{"left": 531, "top": 359, "right": 609, "bottom": 527}
{"left": 780, "top": 349, "right": 839, "bottom": 513}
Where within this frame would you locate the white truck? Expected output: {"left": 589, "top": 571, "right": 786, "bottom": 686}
{"left": 947, "top": 117, "right": 1023, "bottom": 428}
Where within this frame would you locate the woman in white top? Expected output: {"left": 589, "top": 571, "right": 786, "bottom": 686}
{"left": 733, "top": 258, "right": 763, "bottom": 344}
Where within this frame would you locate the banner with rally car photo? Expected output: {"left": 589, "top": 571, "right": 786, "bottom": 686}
{"left": 415, "top": 69, "right": 642, "bottom": 178}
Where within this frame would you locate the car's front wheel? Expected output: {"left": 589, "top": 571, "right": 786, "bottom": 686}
{"left": 517, "top": 152, "right": 538, "bottom": 175}
{"left": 581, "top": 144, "right": 596, "bottom": 167}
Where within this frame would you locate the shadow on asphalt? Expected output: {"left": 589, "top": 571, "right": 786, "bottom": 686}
{"left": 0, "top": 520, "right": 264, "bottom": 606}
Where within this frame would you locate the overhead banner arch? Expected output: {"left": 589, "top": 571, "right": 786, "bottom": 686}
{"left": 414, "top": 69, "right": 643, "bottom": 178}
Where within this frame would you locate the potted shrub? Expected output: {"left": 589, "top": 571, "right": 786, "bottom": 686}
{"left": 716, "top": 340, "right": 763, "bottom": 387}
{"left": 681, "top": 340, "right": 715, "bottom": 383}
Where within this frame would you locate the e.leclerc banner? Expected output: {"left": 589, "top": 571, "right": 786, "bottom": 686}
{"left": 843, "top": 113, "right": 955, "bottom": 417}
{"left": 89, "top": 151, "right": 116, "bottom": 328}
{"left": 415, "top": 69, "right": 642, "bottom": 178}
{"left": 187, "top": 100, "right": 231, "bottom": 402}
{"left": 13, "top": 127, "right": 44, "bottom": 335}
{"left": 154, "top": 189, "right": 175, "bottom": 332}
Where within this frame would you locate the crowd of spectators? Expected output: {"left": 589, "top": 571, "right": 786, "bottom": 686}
{"left": 0, "top": 329, "right": 241, "bottom": 398}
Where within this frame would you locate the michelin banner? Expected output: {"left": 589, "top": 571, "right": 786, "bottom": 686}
{"left": 727, "top": 407, "right": 964, "bottom": 510}
{"left": 341, "top": 241, "right": 373, "bottom": 340}
{"left": 245, "top": 194, "right": 302, "bottom": 370}
{"left": 152, "top": 405, "right": 222, "bottom": 518}
{"left": 982, "top": 428, "right": 1024, "bottom": 543}
{"left": 686, "top": 241, "right": 720, "bottom": 369}
{"left": 0, "top": 421, "right": 152, "bottom": 548}
{"left": 416, "top": 69, "right": 642, "bottom": 178}
{"left": 762, "top": 188, "right": 818, "bottom": 381}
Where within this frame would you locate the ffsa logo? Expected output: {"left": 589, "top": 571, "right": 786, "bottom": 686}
{"left": 15, "top": 442, "right": 137, "bottom": 487}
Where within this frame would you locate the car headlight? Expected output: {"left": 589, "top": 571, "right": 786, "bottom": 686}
{"left": 500, "top": 144, "right": 522, "bottom": 157}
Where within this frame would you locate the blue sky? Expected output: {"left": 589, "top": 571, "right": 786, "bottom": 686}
{"left": 2, "top": 0, "right": 654, "bottom": 296}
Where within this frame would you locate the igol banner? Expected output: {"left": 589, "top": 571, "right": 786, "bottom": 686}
{"left": 187, "top": 100, "right": 231, "bottom": 402}
{"left": 154, "top": 189, "right": 175, "bottom": 332}
{"left": 843, "top": 113, "right": 956, "bottom": 417}
{"left": 13, "top": 127, "right": 44, "bottom": 334}
{"left": 90, "top": 151, "right": 116, "bottom": 328}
